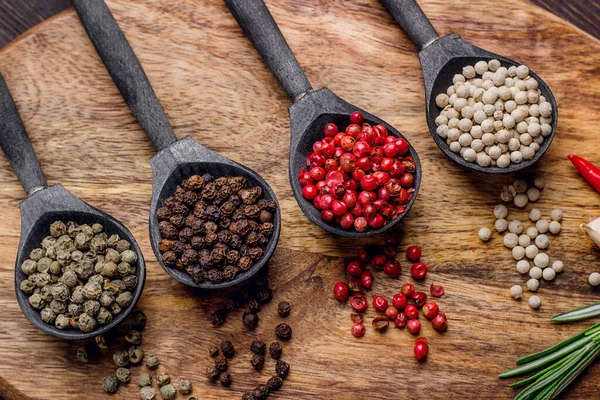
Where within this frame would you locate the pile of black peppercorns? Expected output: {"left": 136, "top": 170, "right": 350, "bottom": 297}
{"left": 156, "top": 174, "right": 277, "bottom": 284}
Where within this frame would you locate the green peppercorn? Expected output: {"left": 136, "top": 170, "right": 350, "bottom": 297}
{"left": 159, "top": 384, "right": 177, "bottom": 400}
{"left": 140, "top": 386, "right": 156, "bottom": 400}
{"left": 128, "top": 345, "right": 144, "bottom": 364}
{"left": 125, "top": 329, "right": 142, "bottom": 345}
{"left": 76, "top": 346, "right": 88, "bottom": 363}
{"left": 97, "top": 307, "right": 113, "bottom": 325}
{"left": 120, "top": 249, "right": 137, "bottom": 264}
{"left": 116, "top": 291, "right": 133, "bottom": 308}
{"left": 55, "top": 314, "right": 70, "bottom": 330}
{"left": 138, "top": 372, "right": 152, "bottom": 387}
{"left": 116, "top": 367, "right": 130, "bottom": 383}
{"left": 145, "top": 354, "right": 160, "bottom": 369}
{"left": 40, "top": 307, "right": 56, "bottom": 324}
{"left": 129, "top": 310, "right": 147, "bottom": 331}
{"left": 95, "top": 335, "right": 108, "bottom": 349}
{"left": 113, "top": 350, "right": 129, "bottom": 367}
{"left": 102, "top": 376, "right": 119, "bottom": 394}
{"left": 28, "top": 293, "right": 45, "bottom": 310}
{"left": 156, "top": 372, "right": 171, "bottom": 387}
{"left": 178, "top": 379, "right": 192, "bottom": 395}
{"left": 20, "top": 279, "right": 35, "bottom": 295}
{"left": 78, "top": 312, "right": 97, "bottom": 332}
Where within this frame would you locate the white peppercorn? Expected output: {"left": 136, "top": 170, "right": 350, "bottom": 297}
{"left": 463, "top": 148, "right": 477, "bottom": 162}
{"left": 536, "top": 219, "right": 549, "bottom": 233}
{"left": 526, "top": 187, "right": 540, "bottom": 202}
{"left": 550, "top": 209, "right": 562, "bottom": 222}
{"left": 589, "top": 272, "right": 600, "bottom": 287}
{"left": 552, "top": 260, "right": 564, "bottom": 273}
{"left": 528, "top": 295, "right": 541, "bottom": 309}
{"left": 535, "top": 234, "right": 549, "bottom": 249}
{"left": 526, "top": 278, "right": 539, "bottom": 292}
{"left": 518, "top": 234, "right": 531, "bottom": 247}
{"left": 503, "top": 233, "right": 519, "bottom": 249}
{"left": 529, "top": 266, "right": 543, "bottom": 279}
{"left": 474, "top": 60, "right": 488, "bottom": 75}
{"left": 513, "top": 193, "right": 528, "bottom": 208}
{"left": 495, "top": 218, "right": 508, "bottom": 233}
{"left": 529, "top": 208, "right": 542, "bottom": 222}
{"left": 526, "top": 226, "right": 538, "bottom": 239}
{"left": 510, "top": 285, "right": 523, "bottom": 299}
{"left": 548, "top": 221, "right": 561, "bottom": 235}
{"left": 534, "top": 253, "right": 549, "bottom": 268}
{"left": 542, "top": 268, "right": 556, "bottom": 281}
{"left": 525, "top": 244, "right": 538, "bottom": 260}
{"left": 512, "top": 246, "right": 525, "bottom": 260}
{"left": 488, "top": 59, "right": 501, "bottom": 72}
{"left": 436, "top": 94, "right": 449, "bottom": 108}
{"left": 508, "top": 220, "right": 524, "bottom": 234}
{"left": 516, "top": 260, "right": 530, "bottom": 274}
{"left": 478, "top": 227, "right": 492, "bottom": 242}
{"left": 494, "top": 204, "right": 508, "bottom": 219}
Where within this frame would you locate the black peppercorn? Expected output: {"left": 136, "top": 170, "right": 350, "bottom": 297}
{"left": 242, "top": 312, "right": 259, "bottom": 329}
{"left": 229, "top": 195, "right": 242, "bottom": 207}
{"left": 250, "top": 340, "right": 266, "bottom": 355}
{"left": 214, "top": 176, "right": 228, "bottom": 188}
{"left": 222, "top": 265, "right": 239, "bottom": 281}
{"left": 278, "top": 301, "right": 291, "bottom": 318}
{"left": 202, "top": 183, "right": 217, "bottom": 201}
{"left": 220, "top": 340, "right": 235, "bottom": 358}
{"left": 169, "top": 214, "right": 185, "bottom": 228}
{"left": 214, "top": 355, "right": 228, "bottom": 372}
{"left": 171, "top": 203, "right": 189, "bottom": 216}
{"left": 209, "top": 346, "right": 219, "bottom": 358}
{"left": 229, "top": 219, "right": 251, "bottom": 236}
{"left": 228, "top": 176, "right": 247, "bottom": 192}
{"left": 178, "top": 227, "right": 193, "bottom": 242}
{"left": 201, "top": 173, "right": 214, "bottom": 184}
{"left": 171, "top": 240, "right": 185, "bottom": 255}
{"left": 156, "top": 207, "right": 171, "bottom": 221}
{"left": 207, "top": 270, "right": 223, "bottom": 283}
{"left": 219, "top": 372, "right": 232, "bottom": 387}
{"left": 226, "top": 249, "right": 240, "bottom": 265}
{"left": 205, "top": 232, "right": 218, "bottom": 247}
{"left": 251, "top": 354, "right": 264, "bottom": 370}
{"left": 245, "top": 231, "right": 260, "bottom": 247}
{"left": 243, "top": 205, "right": 261, "bottom": 219}
{"left": 275, "top": 323, "right": 292, "bottom": 340}
{"left": 210, "top": 309, "right": 227, "bottom": 327}
{"left": 159, "top": 221, "right": 178, "bottom": 240}
{"left": 247, "top": 299, "right": 261, "bottom": 313}
{"left": 183, "top": 175, "right": 204, "bottom": 191}
{"left": 230, "top": 235, "right": 242, "bottom": 249}
{"left": 215, "top": 185, "right": 233, "bottom": 204}
{"left": 219, "top": 201, "right": 236, "bottom": 216}
{"left": 225, "top": 299, "right": 238, "bottom": 311}
{"left": 205, "top": 205, "right": 220, "bottom": 221}
{"left": 238, "top": 256, "right": 253, "bottom": 271}
{"left": 252, "top": 384, "right": 269, "bottom": 400}
{"left": 256, "top": 288, "right": 273, "bottom": 304}
{"left": 158, "top": 239, "right": 174, "bottom": 252}
{"left": 242, "top": 393, "right": 257, "bottom": 400}
{"left": 180, "top": 249, "right": 198, "bottom": 266}
{"left": 162, "top": 251, "right": 177, "bottom": 266}
{"left": 259, "top": 210, "right": 273, "bottom": 223}
{"left": 206, "top": 365, "right": 220, "bottom": 381}
{"left": 269, "top": 342, "right": 282, "bottom": 359}
{"left": 248, "top": 247, "right": 264, "bottom": 261}
{"left": 182, "top": 191, "right": 197, "bottom": 206}
{"left": 191, "top": 236, "right": 205, "bottom": 250}
{"left": 259, "top": 222, "right": 274, "bottom": 236}
{"left": 275, "top": 360, "right": 290, "bottom": 378}
{"left": 267, "top": 376, "right": 283, "bottom": 391}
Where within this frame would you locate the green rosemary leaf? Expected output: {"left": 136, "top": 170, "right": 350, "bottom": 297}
{"left": 510, "top": 349, "right": 581, "bottom": 387}
{"left": 516, "top": 322, "right": 600, "bottom": 365}
{"left": 552, "top": 302, "right": 600, "bottom": 323}
{"left": 500, "top": 335, "right": 595, "bottom": 378}
{"left": 513, "top": 343, "right": 593, "bottom": 400}
{"left": 548, "top": 344, "right": 600, "bottom": 399}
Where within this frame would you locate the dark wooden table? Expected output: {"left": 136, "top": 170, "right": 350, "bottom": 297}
{"left": 0, "top": 0, "right": 599, "bottom": 49}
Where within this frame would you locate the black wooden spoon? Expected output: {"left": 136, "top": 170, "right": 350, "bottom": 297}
{"left": 380, "top": 0, "right": 557, "bottom": 173}
{"left": 73, "top": 0, "right": 281, "bottom": 289}
{"left": 0, "top": 74, "right": 146, "bottom": 340}
{"left": 225, "top": 0, "right": 421, "bottom": 238}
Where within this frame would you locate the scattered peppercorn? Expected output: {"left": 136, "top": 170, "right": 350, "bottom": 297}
{"left": 159, "top": 384, "right": 177, "bottom": 400}
{"left": 275, "top": 360, "right": 290, "bottom": 378}
{"left": 102, "top": 375, "right": 119, "bottom": 393}
{"left": 157, "top": 372, "right": 171, "bottom": 387}
{"left": 214, "top": 355, "right": 228, "bottom": 372}
{"left": 275, "top": 323, "right": 292, "bottom": 340}
{"left": 251, "top": 354, "right": 265, "bottom": 370}
{"left": 145, "top": 354, "right": 160, "bottom": 369}
{"left": 220, "top": 340, "right": 235, "bottom": 358}
{"left": 156, "top": 175, "right": 278, "bottom": 283}
{"left": 220, "top": 373, "right": 232, "bottom": 387}
{"left": 116, "top": 367, "right": 131, "bottom": 383}
{"left": 178, "top": 379, "right": 192, "bottom": 395}
{"left": 250, "top": 340, "right": 266, "bottom": 355}
{"left": 138, "top": 373, "right": 152, "bottom": 387}
{"left": 253, "top": 384, "right": 269, "bottom": 399}
{"left": 77, "top": 346, "right": 88, "bottom": 363}
{"left": 267, "top": 375, "right": 283, "bottom": 391}
{"left": 277, "top": 301, "right": 291, "bottom": 318}
{"left": 269, "top": 342, "right": 282, "bottom": 359}
{"left": 243, "top": 311, "right": 259, "bottom": 328}
{"left": 206, "top": 365, "right": 220, "bottom": 381}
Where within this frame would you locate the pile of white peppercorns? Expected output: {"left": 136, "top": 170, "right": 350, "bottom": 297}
{"left": 434, "top": 60, "right": 553, "bottom": 167}
{"left": 478, "top": 177, "right": 564, "bottom": 310}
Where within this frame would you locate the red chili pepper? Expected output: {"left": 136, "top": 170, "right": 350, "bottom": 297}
{"left": 568, "top": 154, "right": 600, "bottom": 193}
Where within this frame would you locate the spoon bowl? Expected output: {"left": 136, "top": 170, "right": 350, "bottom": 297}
{"left": 381, "top": 0, "right": 558, "bottom": 173}
{"left": 0, "top": 75, "right": 145, "bottom": 340}
{"left": 226, "top": 0, "right": 421, "bottom": 237}
{"left": 287, "top": 89, "right": 420, "bottom": 237}
{"left": 74, "top": 0, "right": 281, "bottom": 289}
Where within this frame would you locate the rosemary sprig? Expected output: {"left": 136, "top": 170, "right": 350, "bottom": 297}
{"left": 500, "top": 323, "right": 600, "bottom": 399}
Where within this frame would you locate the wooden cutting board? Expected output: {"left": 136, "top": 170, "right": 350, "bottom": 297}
{"left": 1, "top": 0, "right": 600, "bottom": 398}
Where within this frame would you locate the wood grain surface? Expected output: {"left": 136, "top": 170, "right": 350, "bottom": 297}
{"left": 2, "top": 0, "right": 600, "bottom": 49}
{"left": 1, "top": 0, "right": 600, "bottom": 399}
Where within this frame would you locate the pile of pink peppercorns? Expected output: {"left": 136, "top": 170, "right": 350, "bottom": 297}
{"left": 298, "top": 111, "right": 417, "bottom": 231}
{"left": 332, "top": 235, "right": 448, "bottom": 361}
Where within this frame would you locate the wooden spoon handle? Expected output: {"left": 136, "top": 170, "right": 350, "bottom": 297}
{"left": 380, "top": 0, "right": 439, "bottom": 49}
{"left": 0, "top": 74, "right": 47, "bottom": 196}
{"left": 225, "top": 0, "right": 313, "bottom": 101}
{"left": 73, "top": 0, "right": 177, "bottom": 152}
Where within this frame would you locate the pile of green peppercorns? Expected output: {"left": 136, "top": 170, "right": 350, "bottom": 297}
{"left": 19, "top": 220, "right": 138, "bottom": 332}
